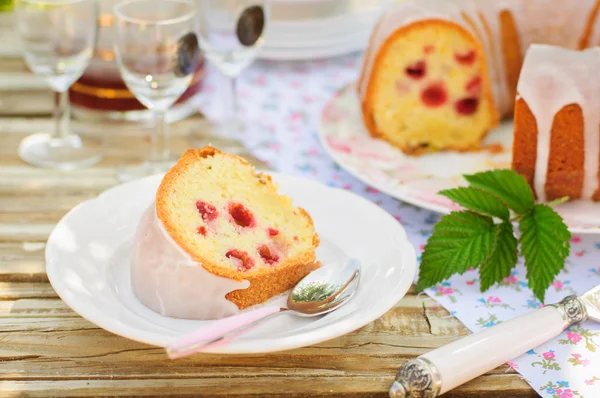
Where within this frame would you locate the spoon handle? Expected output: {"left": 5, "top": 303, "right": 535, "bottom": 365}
{"left": 166, "top": 306, "right": 288, "bottom": 359}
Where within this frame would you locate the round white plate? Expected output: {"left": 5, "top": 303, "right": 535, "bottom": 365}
{"left": 259, "top": 3, "right": 386, "bottom": 60}
{"left": 318, "top": 82, "right": 600, "bottom": 234}
{"left": 46, "top": 172, "right": 417, "bottom": 353}
{"left": 265, "top": 26, "right": 372, "bottom": 49}
{"left": 260, "top": 38, "right": 366, "bottom": 61}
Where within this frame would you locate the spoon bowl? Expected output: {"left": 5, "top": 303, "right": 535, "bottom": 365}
{"left": 166, "top": 259, "right": 361, "bottom": 359}
{"left": 288, "top": 258, "right": 360, "bottom": 316}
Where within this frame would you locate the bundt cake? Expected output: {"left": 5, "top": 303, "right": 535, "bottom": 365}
{"left": 359, "top": 0, "right": 600, "bottom": 155}
{"left": 130, "top": 147, "right": 320, "bottom": 320}
{"left": 512, "top": 45, "right": 600, "bottom": 202}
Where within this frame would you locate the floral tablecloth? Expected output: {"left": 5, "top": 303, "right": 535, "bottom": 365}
{"left": 197, "top": 52, "right": 600, "bottom": 398}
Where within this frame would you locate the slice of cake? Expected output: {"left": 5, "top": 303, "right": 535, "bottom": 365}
{"left": 131, "top": 147, "right": 320, "bottom": 320}
{"left": 358, "top": 1, "right": 499, "bottom": 155}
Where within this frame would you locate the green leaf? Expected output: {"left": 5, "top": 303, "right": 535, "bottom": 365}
{"left": 464, "top": 169, "right": 535, "bottom": 215}
{"left": 479, "top": 221, "right": 518, "bottom": 291}
{"left": 416, "top": 211, "right": 498, "bottom": 291}
{"left": 519, "top": 204, "right": 571, "bottom": 302}
{"left": 439, "top": 187, "right": 510, "bottom": 220}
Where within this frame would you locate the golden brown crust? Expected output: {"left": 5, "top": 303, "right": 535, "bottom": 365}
{"left": 579, "top": 0, "right": 600, "bottom": 49}
{"left": 513, "top": 100, "right": 587, "bottom": 202}
{"left": 512, "top": 97, "right": 538, "bottom": 198}
{"left": 499, "top": 10, "right": 523, "bottom": 107}
{"left": 546, "top": 104, "right": 584, "bottom": 201}
{"left": 155, "top": 146, "right": 320, "bottom": 309}
{"left": 226, "top": 260, "right": 320, "bottom": 310}
{"left": 360, "top": 19, "right": 498, "bottom": 154}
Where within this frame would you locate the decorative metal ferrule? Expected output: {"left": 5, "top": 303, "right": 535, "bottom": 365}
{"left": 389, "top": 357, "right": 441, "bottom": 398}
{"left": 549, "top": 295, "right": 588, "bottom": 327}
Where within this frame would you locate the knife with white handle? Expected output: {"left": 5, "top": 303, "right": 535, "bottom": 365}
{"left": 389, "top": 285, "right": 600, "bottom": 397}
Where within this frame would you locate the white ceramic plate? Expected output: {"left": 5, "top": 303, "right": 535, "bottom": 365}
{"left": 259, "top": 3, "right": 386, "bottom": 60}
{"left": 318, "top": 82, "right": 600, "bottom": 234}
{"left": 46, "top": 172, "right": 417, "bottom": 353}
{"left": 259, "top": 38, "right": 367, "bottom": 61}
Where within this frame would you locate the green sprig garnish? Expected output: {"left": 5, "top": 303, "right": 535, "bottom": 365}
{"left": 416, "top": 169, "right": 571, "bottom": 303}
{"left": 292, "top": 282, "right": 337, "bottom": 302}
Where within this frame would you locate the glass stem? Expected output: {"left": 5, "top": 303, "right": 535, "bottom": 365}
{"left": 229, "top": 75, "right": 238, "bottom": 123}
{"left": 53, "top": 90, "right": 71, "bottom": 140}
{"left": 150, "top": 110, "right": 170, "bottom": 163}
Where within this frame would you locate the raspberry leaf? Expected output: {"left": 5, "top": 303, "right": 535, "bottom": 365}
{"left": 416, "top": 211, "right": 498, "bottom": 291}
{"left": 464, "top": 169, "right": 534, "bottom": 215}
{"left": 479, "top": 221, "right": 518, "bottom": 292}
{"left": 439, "top": 187, "right": 510, "bottom": 220}
{"left": 518, "top": 204, "right": 571, "bottom": 303}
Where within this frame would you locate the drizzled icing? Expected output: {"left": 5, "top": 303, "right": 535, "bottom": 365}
{"left": 517, "top": 45, "right": 600, "bottom": 202}
{"left": 130, "top": 203, "right": 250, "bottom": 320}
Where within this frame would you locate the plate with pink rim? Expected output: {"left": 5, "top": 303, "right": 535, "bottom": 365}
{"left": 318, "top": 82, "right": 600, "bottom": 234}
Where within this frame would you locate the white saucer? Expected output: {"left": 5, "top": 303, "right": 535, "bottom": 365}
{"left": 318, "top": 82, "right": 600, "bottom": 234}
{"left": 45, "top": 172, "right": 416, "bottom": 353}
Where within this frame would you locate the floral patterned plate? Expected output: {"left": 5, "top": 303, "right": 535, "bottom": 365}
{"left": 318, "top": 82, "right": 600, "bottom": 234}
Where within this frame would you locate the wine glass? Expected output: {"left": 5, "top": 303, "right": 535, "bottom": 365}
{"left": 195, "top": 0, "right": 270, "bottom": 151}
{"left": 15, "top": 0, "right": 105, "bottom": 170}
{"left": 113, "top": 0, "right": 199, "bottom": 181}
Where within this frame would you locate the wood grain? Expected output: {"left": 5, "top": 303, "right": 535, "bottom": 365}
{"left": 0, "top": 10, "right": 535, "bottom": 397}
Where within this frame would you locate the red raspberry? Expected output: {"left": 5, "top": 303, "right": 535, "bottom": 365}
{"left": 258, "top": 245, "right": 280, "bottom": 265}
{"left": 267, "top": 228, "right": 279, "bottom": 237}
{"left": 226, "top": 249, "right": 255, "bottom": 271}
{"left": 455, "top": 49, "right": 476, "bottom": 66}
{"left": 466, "top": 76, "right": 482, "bottom": 95}
{"left": 228, "top": 203, "right": 255, "bottom": 228}
{"left": 421, "top": 83, "right": 448, "bottom": 107}
{"left": 405, "top": 60, "right": 426, "bottom": 80}
{"left": 196, "top": 226, "right": 207, "bottom": 236}
{"left": 195, "top": 201, "right": 218, "bottom": 222}
{"left": 455, "top": 98, "right": 480, "bottom": 115}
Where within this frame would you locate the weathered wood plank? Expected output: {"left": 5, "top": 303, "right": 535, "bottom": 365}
{"left": 0, "top": 295, "right": 480, "bottom": 383}
{"left": 0, "top": 375, "right": 536, "bottom": 397}
{"left": 0, "top": 283, "right": 57, "bottom": 300}
{"left": 0, "top": 299, "right": 73, "bottom": 317}
{"left": 0, "top": 91, "right": 53, "bottom": 116}
{"left": 0, "top": 224, "right": 55, "bottom": 242}
{"left": 0, "top": 243, "right": 47, "bottom": 283}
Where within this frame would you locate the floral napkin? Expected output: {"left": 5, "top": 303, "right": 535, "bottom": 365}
{"left": 196, "top": 52, "right": 600, "bottom": 398}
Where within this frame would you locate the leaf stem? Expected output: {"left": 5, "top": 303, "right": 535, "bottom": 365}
{"left": 546, "top": 196, "right": 570, "bottom": 208}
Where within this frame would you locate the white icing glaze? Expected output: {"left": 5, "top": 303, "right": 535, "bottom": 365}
{"left": 130, "top": 203, "right": 250, "bottom": 320}
{"left": 521, "top": 0, "right": 598, "bottom": 50}
{"left": 517, "top": 44, "right": 600, "bottom": 201}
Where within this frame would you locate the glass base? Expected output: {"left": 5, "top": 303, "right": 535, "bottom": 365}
{"left": 18, "top": 133, "right": 105, "bottom": 171}
{"left": 116, "top": 158, "right": 178, "bottom": 183}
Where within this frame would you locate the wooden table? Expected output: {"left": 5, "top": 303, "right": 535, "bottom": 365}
{"left": 0, "top": 12, "right": 536, "bottom": 398}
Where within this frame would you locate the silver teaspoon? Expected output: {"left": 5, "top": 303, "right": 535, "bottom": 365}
{"left": 165, "top": 259, "right": 361, "bottom": 359}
